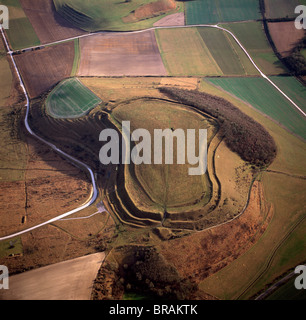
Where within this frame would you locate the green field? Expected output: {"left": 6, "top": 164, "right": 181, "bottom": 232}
{"left": 206, "top": 77, "right": 306, "bottom": 140}
{"left": 155, "top": 28, "right": 222, "bottom": 76}
{"left": 156, "top": 27, "right": 257, "bottom": 76}
{"left": 53, "top": 0, "right": 181, "bottom": 32}
{"left": 197, "top": 27, "right": 257, "bottom": 75}
{"left": 71, "top": 39, "right": 80, "bottom": 77}
{"left": 269, "top": 76, "right": 306, "bottom": 113}
{"left": 46, "top": 78, "right": 102, "bottom": 119}
{"left": 264, "top": 0, "right": 301, "bottom": 19}
{"left": 2, "top": 0, "right": 40, "bottom": 50}
{"left": 186, "top": 0, "right": 261, "bottom": 25}
{"left": 222, "top": 22, "right": 287, "bottom": 75}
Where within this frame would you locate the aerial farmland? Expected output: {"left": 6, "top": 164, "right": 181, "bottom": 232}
{"left": 0, "top": 0, "right": 305, "bottom": 304}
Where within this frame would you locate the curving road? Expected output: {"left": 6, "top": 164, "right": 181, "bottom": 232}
{"left": 0, "top": 20, "right": 305, "bottom": 241}
{"left": 0, "top": 26, "right": 99, "bottom": 241}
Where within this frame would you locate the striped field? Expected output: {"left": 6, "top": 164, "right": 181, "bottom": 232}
{"left": 156, "top": 27, "right": 258, "bottom": 76}
{"left": 206, "top": 77, "right": 306, "bottom": 140}
{"left": 46, "top": 78, "right": 102, "bottom": 119}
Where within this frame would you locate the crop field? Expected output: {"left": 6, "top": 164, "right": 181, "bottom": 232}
{"left": 78, "top": 30, "right": 167, "bottom": 76}
{"left": 14, "top": 41, "right": 75, "bottom": 98}
{"left": 155, "top": 28, "right": 222, "bottom": 76}
{"left": 222, "top": 22, "right": 287, "bottom": 75}
{"left": 267, "top": 21, "right": 305, "bottom": 57}
{"left": 53, "top": 0, "right": 180, "bottom": 32}
{"left": 20, "top": 0, "right": 88, "bottom": 44}
{"left": 2, "top": 0, "right": 40, "bottom": 50}
{"left": 156, "top": 27, "right": 258, "bottom": 76}
{"left": 197, "top": 27, "right": 257, "bottom": 75}
{"left": 46, "top": 78, "right": 102, "bottom": 118}
{"left": 269, "top": 76, "right": 306, "bottom": 113}
{"left": 186, "top": 0, "right": 261, "bottom": 25}
{"left": 206, "top": 77, "right": 306, "bottom": 140}
{"left": 264, "top": 0, "right": 301, "bottom": 19}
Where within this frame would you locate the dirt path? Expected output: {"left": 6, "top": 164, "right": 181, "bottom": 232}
{"left": 0, "top": 252, "right": 105, "bottom": 300}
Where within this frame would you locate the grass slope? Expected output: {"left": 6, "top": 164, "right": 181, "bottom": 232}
{"left": 207, "top": 77, "right": 306, "bottom": 140}
{"left": 112, "top": 99, "right": 214, "bottom": 211}
{"left": 53, "top": 0, "right": 180, "bottom": 31}
{"left": 46, "top": 78, "right": 102, "bottom": 119}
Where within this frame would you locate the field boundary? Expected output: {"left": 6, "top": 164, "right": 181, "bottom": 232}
{"left": 10, "top": 22, "right": 304, "bottom": 117}
{"left": 71, "top": 38, "right": 80, "bottom": 76}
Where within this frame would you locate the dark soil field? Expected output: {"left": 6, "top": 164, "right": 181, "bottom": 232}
{"left": 268, "top": 21, "right": 305, "bottom": 57}
{"left": 14, "top": 41, "right": 75, "bottom": 98}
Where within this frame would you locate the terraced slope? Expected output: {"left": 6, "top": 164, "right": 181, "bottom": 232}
{"left": 53, "top": 0, "right": 179, "bottom": 31}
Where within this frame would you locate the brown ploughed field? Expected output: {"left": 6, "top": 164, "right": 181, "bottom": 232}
{"left": 268, "top": 21, "right": 305, "bottom": 57}
{"left": 77, "top": 30, "right": 167, "bottom": 76}
{"left": 20, "top": 0, "right": 87, "bottom": 44}
{"left": 14, "top": 41, "right": 75, "bottom": 98}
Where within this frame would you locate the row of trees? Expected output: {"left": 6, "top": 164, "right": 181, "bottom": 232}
{"left": 118, "top": 246, "right": 198, "bottom": 300}
{"left": 282, "top": 36, "right": 306, "bottom": 76}
{"left": 159, "top": 87, "right": 277, "bottom": 167}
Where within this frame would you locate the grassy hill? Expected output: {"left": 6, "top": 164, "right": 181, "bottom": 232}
{"left": 53, "top": 0, "right": 180, "bottom": 31}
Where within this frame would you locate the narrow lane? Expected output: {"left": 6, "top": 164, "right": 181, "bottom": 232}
{"left": 0, "top": 26, "right": 99, "bottom": 241}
